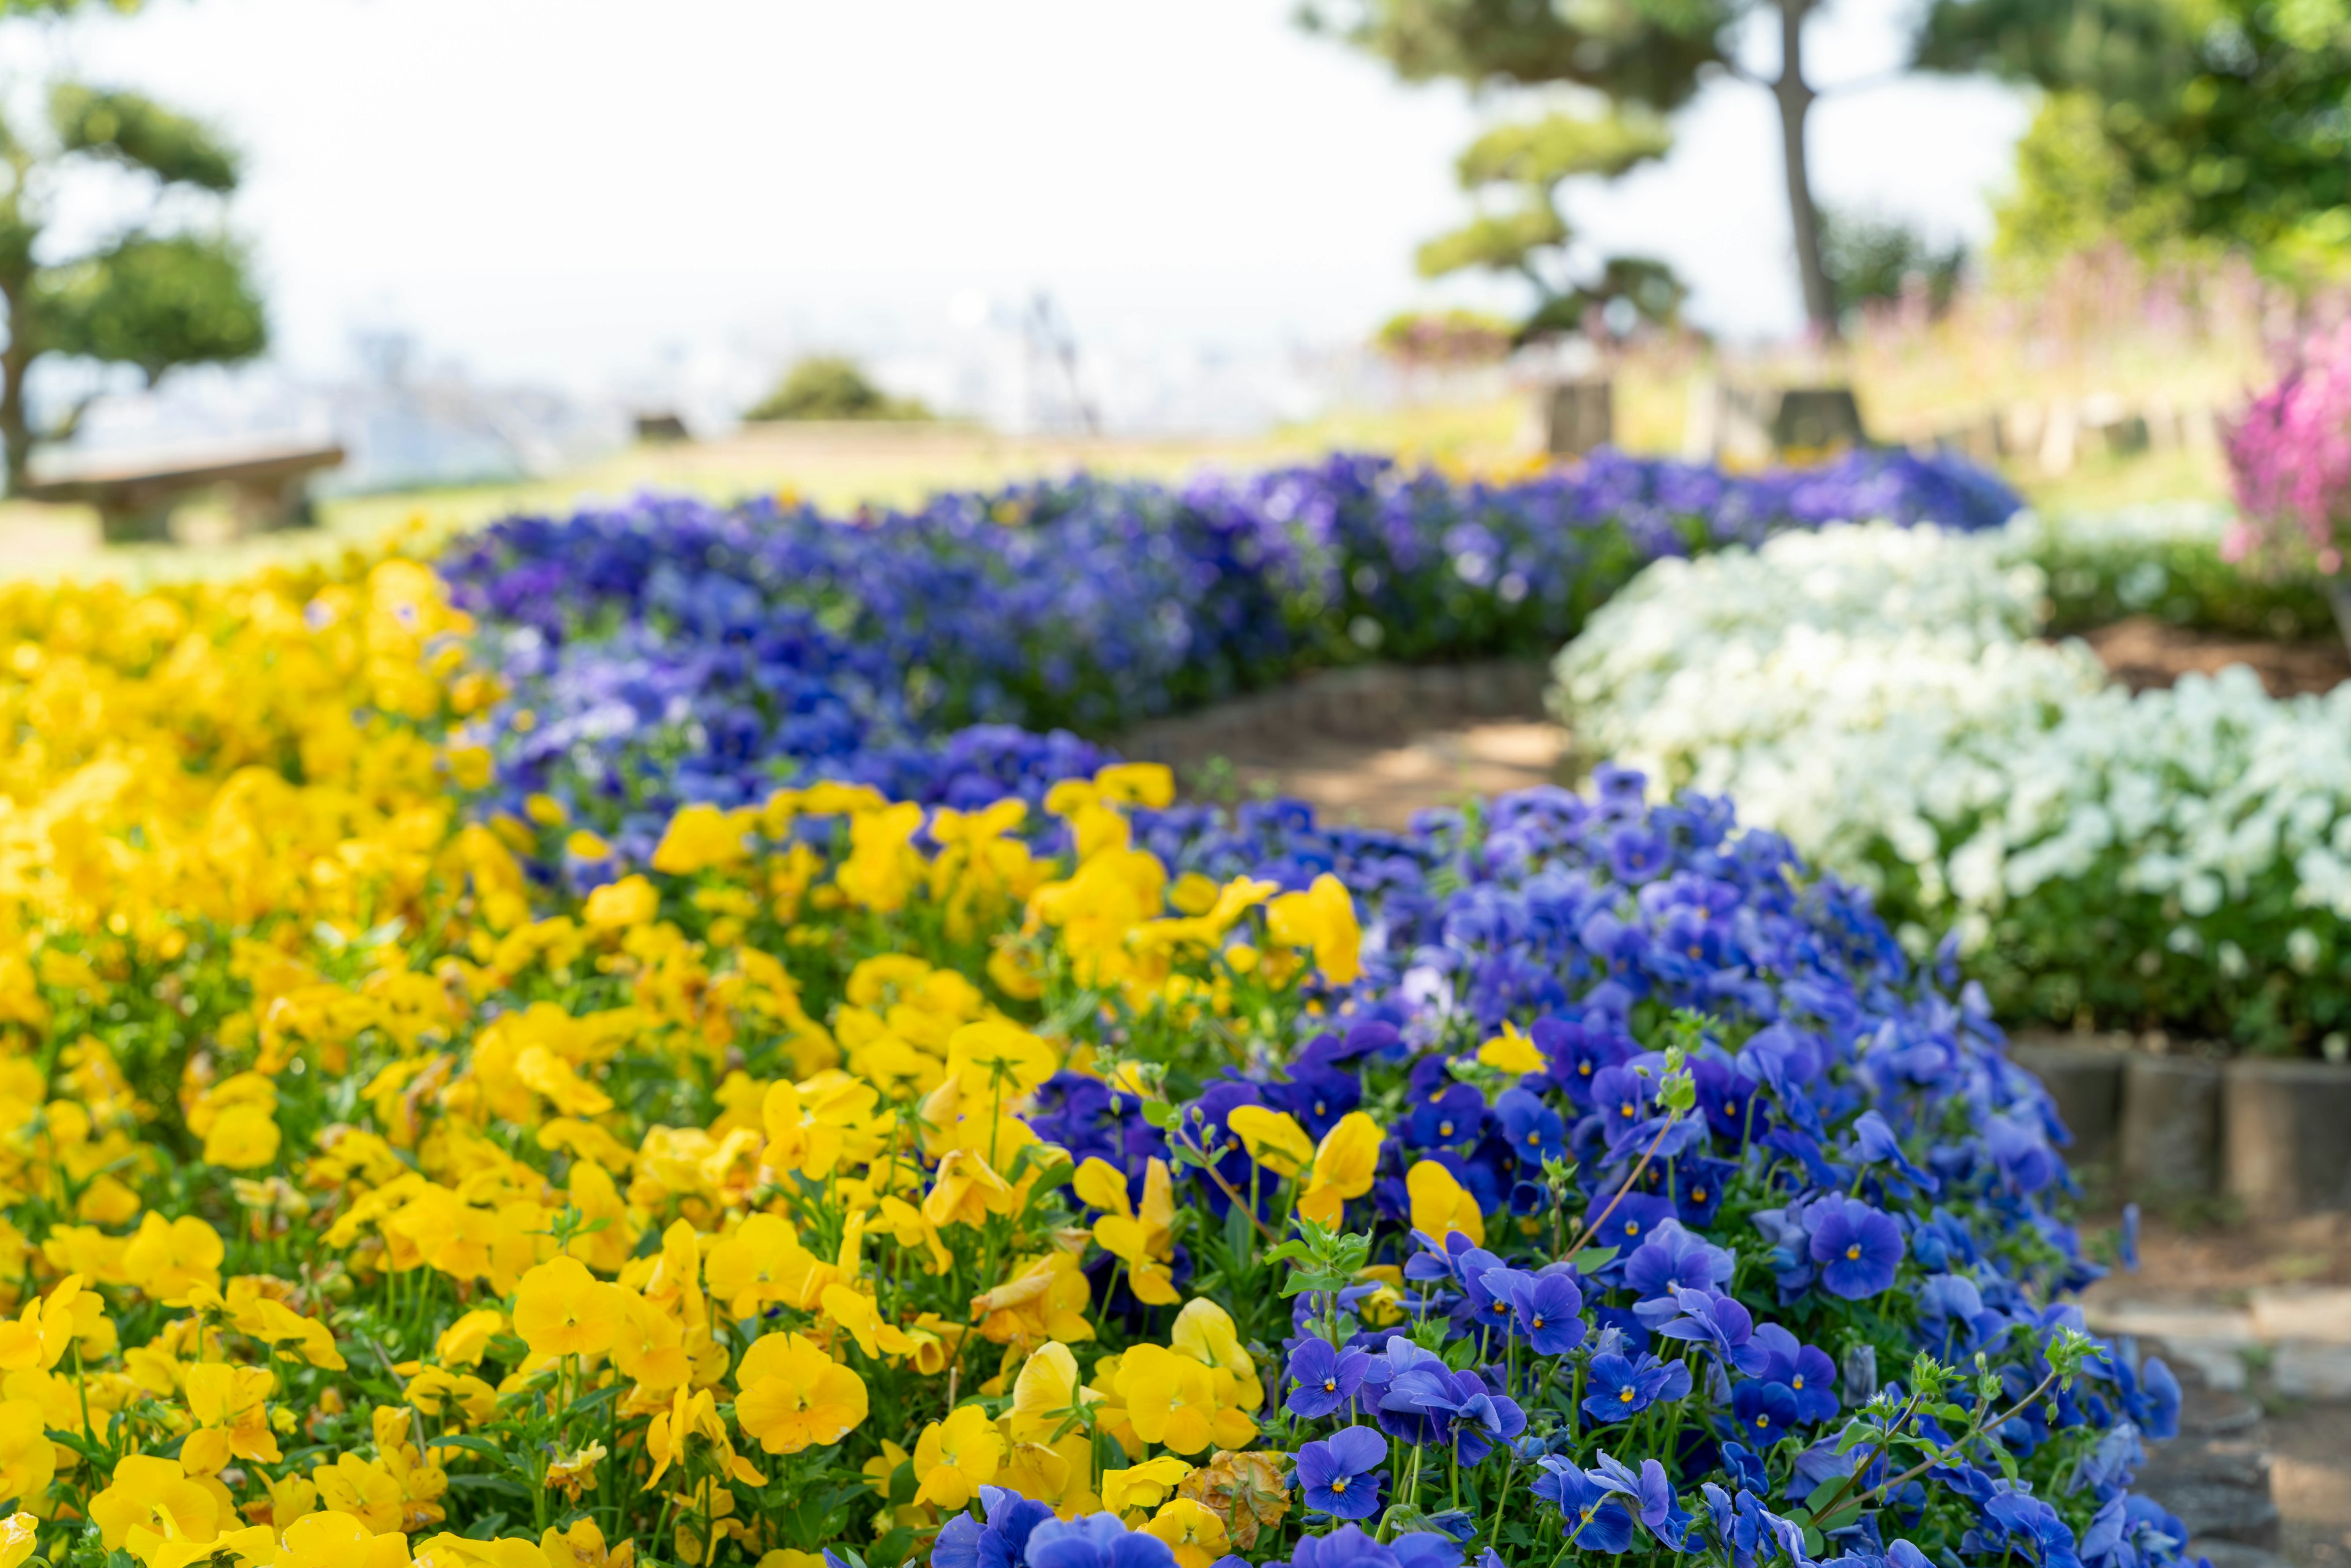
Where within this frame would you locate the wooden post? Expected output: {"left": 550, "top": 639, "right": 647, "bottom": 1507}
{"left": 1540, "top": 379, "right": 1613, "bottom": 457}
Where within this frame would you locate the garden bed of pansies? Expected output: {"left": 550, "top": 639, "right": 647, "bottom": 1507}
{"left": 1549, "top": 509, "right": 2351, "bottom": 1055}
{"left": 0, "top": 451, "right": 2199, "bottom": 1568}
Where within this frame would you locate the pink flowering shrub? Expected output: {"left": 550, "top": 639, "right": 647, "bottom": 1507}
{"left": 2225, "top": 320, "right": 2351, "bottom": 574}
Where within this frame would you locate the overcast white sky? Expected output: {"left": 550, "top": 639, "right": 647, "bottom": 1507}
{"left": 13, "top": 0, "right": 2030, "bottom": 391}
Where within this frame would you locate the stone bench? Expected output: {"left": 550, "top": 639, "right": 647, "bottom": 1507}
{"left": 24, "top": 438, "right": 345, "bottom": 545}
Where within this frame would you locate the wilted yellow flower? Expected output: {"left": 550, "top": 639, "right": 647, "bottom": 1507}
{"left": 1177, "top": 1449, "right": 1292, "bottom": 1551}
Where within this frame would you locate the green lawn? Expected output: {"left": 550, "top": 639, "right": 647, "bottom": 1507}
{"left": 0, "top": 396, "right": 2232, "bottom": 586}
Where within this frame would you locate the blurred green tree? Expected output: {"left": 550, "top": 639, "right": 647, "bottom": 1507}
{"left": 1302, "top": 0, "right": 1883, "bottom": 340}
{"left": 746, "top": 356, "right": 932, "bottom": 422}
{"left": 1372, "top": 306, "right": 1515, "bottom": 363}
{"left": 1921, "top": 0, "right": 2351, "bottom": 279}
{"left": 1820, "top": 208, "right": 1968, "bottom": 318}
{"left": 1411, "top": 109, "right": 1686, "bottom": 341}
{"left": 0, "top": 83, "right": 267, "bottom": 492}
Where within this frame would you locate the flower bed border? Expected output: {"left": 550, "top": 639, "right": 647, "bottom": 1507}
{"left": 2012, "top": 1037, "right": 2351, "bottom": 1215}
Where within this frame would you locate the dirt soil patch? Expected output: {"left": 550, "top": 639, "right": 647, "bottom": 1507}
{"left": 1212, "top": 719, "right": 1569, "bottom": 831}
{"left": 2078, "top": 616, "right": 2351, "bottom": 697}
{"left": 2270, "top": 1403, "right": 2351, "bottom": 1568}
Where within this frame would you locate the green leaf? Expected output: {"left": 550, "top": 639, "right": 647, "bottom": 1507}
{"left": 446, "top": 1474, "right": 534, "bottom": 1501}
{"left": 1140, "top": 1100, "right": 1176, "bottom": 1128}
{"left": 427, "top": 1434, "right": 505, "bottom": 1460}
{"left": 1567, "top": 1245, "right": 1619, "bottom": 1272}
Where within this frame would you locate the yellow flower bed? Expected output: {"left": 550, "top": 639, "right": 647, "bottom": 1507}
{"left": 0, "top": 552, "right": 1363, "bottom": 1568}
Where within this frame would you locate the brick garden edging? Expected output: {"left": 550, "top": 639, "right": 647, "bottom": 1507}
{"left": 2012, "top": 1035, "right": 2351, "bottom": 1215}
{"left": 1120, "top": 677, "right": 2351, "bottom": 1221}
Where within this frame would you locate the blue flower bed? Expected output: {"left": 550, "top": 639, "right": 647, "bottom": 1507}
{"left": 961, "top": 777, "right": 2188, "bottom": 1568}
{"left": 440, "top": 448, "right": 2016, "bottom": 863}
{"left": 438, "top": 444, "right": 2197, "bottom": 1568}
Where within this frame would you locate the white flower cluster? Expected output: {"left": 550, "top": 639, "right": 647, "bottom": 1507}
{"left": 1551, "top": 520, "right": 2351, "bottom": 964}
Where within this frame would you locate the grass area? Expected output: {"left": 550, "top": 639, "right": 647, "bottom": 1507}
{"left": 0, "top": 370, "right": 2237, "bottom": 585}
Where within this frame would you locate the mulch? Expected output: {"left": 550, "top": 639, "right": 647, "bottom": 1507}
{"left": 2078, "top": 615, "right": 2351, "bottom": 697}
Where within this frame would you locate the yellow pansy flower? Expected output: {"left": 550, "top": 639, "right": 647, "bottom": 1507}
{"left": 909, "top": 1403, "right": 1003, "bottom": 1510}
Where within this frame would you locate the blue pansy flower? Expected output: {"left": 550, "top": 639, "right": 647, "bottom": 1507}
{"left": 1532, "top": 1460, "right": 1638, "bottom": 1553}
{"left": 1493, "top": 1086, "right": 1565, "bottom": 1165}
{"left": 1807, "top": 1196, "right": 1906, "bottom": 1299}
{"left": 1024, "top": 1512, "right": 1177, "bottom": 1568}
{"left": 1581, "top": 1351, "right": 1692, "bottom": 1422}
{"left": 1731, "top": 1379, "right": 1799, "bottom": 1441}
{"left": 1286, "top": 1338, "right": 1372, "bottom": 1419}
{"left": 1294, "top": 1424, "right": 1388, "bottom": 1520}
{"left": 1499, "top": 1269, "right": 1588, "bottom": 1356}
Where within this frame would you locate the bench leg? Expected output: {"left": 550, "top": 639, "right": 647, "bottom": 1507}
{"left": 97, "top": 498, "right": 176, "bottom": 545}
{"left": 228, "top": 476, "right": 318, "bottom": 535}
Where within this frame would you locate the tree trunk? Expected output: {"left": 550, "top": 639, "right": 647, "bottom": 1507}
{"left": 0, "top": 343, "right": 29, "bottom": 498}
{"left": 1772, "top": 0, "right": 1837, "bottom": 342}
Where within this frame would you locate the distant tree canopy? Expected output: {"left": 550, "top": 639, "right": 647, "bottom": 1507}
{"left": 0, "top": 82, "right": 266, "bottom": 492}
{"left": 1921, "top": 0, "right": 2351, "bottom": 280}
{"left": 1305, "top": 0, "right": 1891, "bottom": 340}
{"left": 746, "top": 356, "right": 931, "bottom": 422}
